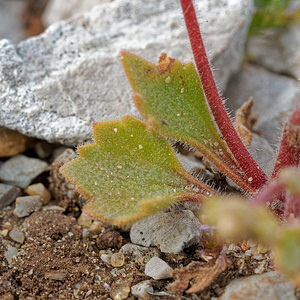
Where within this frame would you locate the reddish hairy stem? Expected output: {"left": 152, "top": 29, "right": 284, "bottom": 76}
{"left": 180, "top": 0, "right": 267, "bottom": 189}
{"left": 272, "top": 107, "right": 300, "bottom": 177}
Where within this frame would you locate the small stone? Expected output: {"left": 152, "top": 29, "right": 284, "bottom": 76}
{"left": 90, "top": 220, "right": 104, "bottom": 232}
{"left": 2, "top": 222, "right": 12, "bottom": 230}
{"left": 220, "top": 271, "right": 296, "bottom": 300}
{"left": 111, "top": 253, "right": 125, "bottom": 267}
{"left": 13, "top": 196, "right": 42, "bottom": 218}
{"left": 0, "top": 126, "right": 32, "bottom": 157}
{"left": 0, "top": 183, "right": 21, "bottom": 209}
{"left": 0, "top": 155, "right": 48, "bottom": 188}
{"left": 78, "top": 211, "right": 94, "bottom": 227}
{"left": 51, "top": 147, "right": 70, "bottom": 161}
{"left": 9, "top": 227, "right": 25, "bottom": 244}
{"left": 34, "top": 141, "right": 54, "bottom": 159}
{"left": 144, "top": 257, "right": 173, "bottom": 280}
{"left": 100, "top": 254, "right": 112, "bottom": 265}
{"left": 131, "top": 280, "right": 153, "bottom": 300}
{"left": 110, "top": 278, "right": 132, "bottom": 300}
{"left": 0, "top": 229, "right": 9, "bottom": 237}
{"left": 120, "top": 243, "right": 160, "bottom": 264}
{"left": 45, "top": 271, "right": 67, "bottom": 281}
{"left": 4, "top": 245, "right": 18, "bottom": 264}
{"left": 25, "top": 183, "right": 51, "bottom": 205}
{"left": 130, "top": 206, "right": 203, "bottom": 253}
{"left": 42, "top": 205, "right": 65, "bottom": 212}
{"left": 85, "top": 290, "right": 93, "bottom": 297}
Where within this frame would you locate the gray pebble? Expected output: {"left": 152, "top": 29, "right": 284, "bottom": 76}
{"left": 131, "top": 280, "right": 153, "bottom": 300}
{"left": 0, "top": 155, "right": 48, "bottom": 188}
{"left": 4, "top": 245, "right": 18, "bottom": 264}
{"left": 13, "top": 196, "right": 42, "bottom": 218}
{"left": 144, "top": 257, "right": 173, "bottom": 280}
{"left": 9, "top": 227, "right": 25, "bottom": 244}
{"left": 0, "top": 183, "right": 21, "bottom": 209}
{"left": 130, "top": 207, "right": 203, "bottom": 254}
{"left": 100, "top": 254, "right": 112, "bottom": 265}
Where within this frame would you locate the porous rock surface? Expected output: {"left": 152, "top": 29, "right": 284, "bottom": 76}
{"left": 0, "top": 0, "right": 254, "bottom": 145}
{"left": 43, "top": 0, "right": 111, "bottom": 26}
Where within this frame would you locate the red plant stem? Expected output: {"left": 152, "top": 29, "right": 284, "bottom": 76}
{"left": 180, "top": 0, "right": 267, "bottom": 189}
{"left": 272, "top": 107, "right": 300, "bottom": 178}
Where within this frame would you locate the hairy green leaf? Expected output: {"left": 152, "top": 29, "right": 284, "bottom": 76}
{"left": 122, "top": 52, "right": 253, "bottom": 192}
{"left": 60, "top": 116, "right": 213, "bottom": 225}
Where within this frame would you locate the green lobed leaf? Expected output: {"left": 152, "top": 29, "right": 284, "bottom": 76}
{"left": 60, "top": 116, "right": 212, "bottom": 225}
{"left": 122, "top": 52, "right": 252, "bottom": 192}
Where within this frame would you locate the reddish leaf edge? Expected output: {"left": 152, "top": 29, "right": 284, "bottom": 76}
{"left": 121, "top": 51, "right": 256, "bottom": 195}
{"left": 84, "top": 192, "right": 205, "bottom": 226}
{"left": 180, "top": 0, "right": 268, "bottom": 190}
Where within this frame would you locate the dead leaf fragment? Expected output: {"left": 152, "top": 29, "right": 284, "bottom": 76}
{"left": 168, "top": 254, "right": 231, "bottom": 294}
{"left": 235, "top": 97, "right": 257, "bottom": 147}
{"left": 158, "top": 53, "right": 175, "bottom": 74}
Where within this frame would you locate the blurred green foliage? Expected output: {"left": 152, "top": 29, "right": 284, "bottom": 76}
{"left": 249, "top": 0, "right": 300, "bottom": 35}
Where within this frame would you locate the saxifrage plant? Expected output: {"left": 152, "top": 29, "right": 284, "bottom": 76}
{"left": 60, "top": 0, "right": 300, "bottom": 286}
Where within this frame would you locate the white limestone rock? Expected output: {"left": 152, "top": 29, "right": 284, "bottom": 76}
{"left": 0, "top": 0, "right": 254, "bottom": 145}
{"left": 43, "top": 0, "right": 111, "bottom": 26}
